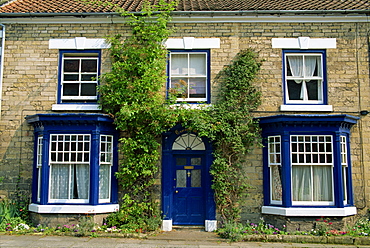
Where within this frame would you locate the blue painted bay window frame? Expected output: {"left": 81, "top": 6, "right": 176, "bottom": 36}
{"left": 258, "top": 115, "right": 358, "bottom": 216}
{"left": 26, "top": 113, "right": 118, "bottom": 210}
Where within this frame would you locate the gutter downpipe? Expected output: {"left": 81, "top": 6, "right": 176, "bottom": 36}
{"left": 0, "top": 24, "right": 4, "bottom": 118}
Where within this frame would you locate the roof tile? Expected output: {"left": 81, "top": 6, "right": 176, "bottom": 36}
{"left": 0, "top": 0, "right": 369, "bottom": 13}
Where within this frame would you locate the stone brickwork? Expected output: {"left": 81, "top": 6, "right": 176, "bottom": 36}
{"left": 0, "top": 20, "right": 369, "bottom": 228}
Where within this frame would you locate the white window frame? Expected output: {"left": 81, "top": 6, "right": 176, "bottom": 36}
{"left": 341, "top": 136, "right": 348, "bottom": 205}
{"left": 169, "top": 51, "right": 208, "bottom": 103}
{"left": 48, "top": 134, "right": 91, "bottom": 204}
{"left": 36, "top": 136, "right": 43, "bottom": 202}
{"left": 61, "top": 54, "right": 99, "bottom": 102}
{"left": 290, "top": 135, "right": 334, "bottom": 206}
{"left": 99, "top": 135, "right": 113, "bottom": 203}
{"left": 268, "top": 136, "right": 282, "bottom": 205}
{"left": 284, "top": 53, "right": 324, "bottom": 104}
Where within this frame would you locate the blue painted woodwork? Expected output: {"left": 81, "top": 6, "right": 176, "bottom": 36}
{"left": 26, "top": 113, "right": 119, "bottom": 206}
{"left": 258, "top": 114, "right": 359, "bottom": 209}
{"left": 162, "top": 125, "right": 215, "bottom": 225}
{"left": 172, "top": 154, "right": 205, "bottom": 225}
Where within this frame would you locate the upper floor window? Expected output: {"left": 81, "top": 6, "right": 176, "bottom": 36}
{"left": 168, "top": 50, "right": 210, "bottom": 103}
{"left": 283, "top": 50, "right": 326, "bottom": 105}
{"left": 58, "top": 50, "right": 101, "bottom": 104}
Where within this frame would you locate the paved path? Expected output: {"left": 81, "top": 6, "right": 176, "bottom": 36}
{"left": 1, "top": 229, "right": 369, "bottom": 247}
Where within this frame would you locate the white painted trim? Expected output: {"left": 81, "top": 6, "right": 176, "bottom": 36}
{"left": 28, "top": 203, "right": 119, "bottom": 214}
{"left": 272, "top": 37, "right": 336, "bottom": 49}
{"left": 170, "top": 104, "right": 212, "bottom": 110}
{"left": 162, "top": 220, "right": 173, "bottom": 232}
{"left": 165, "top": 37, "right": 220, "bottom": 49}
{"left": 49, "top": 37, "right": 110, "bottom": 50}
{"left": 262, "top": 206, "right": 357, "bottom": 217}
{"left": 205, "top": 220, "right": 217, "bottom": 232}
{"left": 1, "top": 15, "right": 369, "bottom": 24}
{"left": 52, "top": 104, "right": 101, "bottom": 111}
{"left": 280, "top": 105, "right": 333, "bottom": 112}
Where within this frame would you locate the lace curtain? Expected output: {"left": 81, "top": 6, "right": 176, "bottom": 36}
{"left": 50, "top": 164, "right": 89, "bottom": 200}
{"left": 292, "top": 165, "right": 332, "bottom": 201}
{"left": 288, "top": 56, "right": 317, "bottom": 100}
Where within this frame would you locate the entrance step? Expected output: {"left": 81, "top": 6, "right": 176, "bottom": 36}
{"left": 172, "top": 225, "right": 204, "bottom": 230}
{"left": 149, "top": 225, "right": 222, "bottom": 242}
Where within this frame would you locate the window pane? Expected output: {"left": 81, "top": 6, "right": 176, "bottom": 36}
{"left": 271, "top": 165, "right": 282, "bottom": 201}
{"left": 313, "top": 166, "right": 332, "bottom": 201}
{"left": 63, "top": 83, "right": 79, "bottom": 96}
{"left": 81, "top": 59, "right": 97, "bottom": 72}
{"left": 189, "top": 78, "right": 206, "bottom": 98}
{"left": 306, "top": 80, "right": 318, "bottom": 100}
{"left": 176, "top": 170, "right": 186, "bottom": 187}
{"left": 64, "top": 60, "right": 79, "bottom": 72}
{"left": 99, "top": 164, "right": 110, "bottom": 199}
{"left": 191, "top": 158, "right": 201, "bottom": 166}
{"left": 81, "top": 83, "right": 97, "bottom": 96}
{"left": 73, "top": 164, "right": 89, "bottom": 199}
{"left": 50, "top": 163, "right": 90, "bottom": 200}
{"left": 81, "top": 74, "right": 97, "bottom": 81}
{"left": 287, "top": 80, "right": 302, "bottom": 100}
{"left": 50, "top": 164, "right": 70, "bottom": 199}
{"left": 292, "top": 165, "right": 311, "bottom": 201}
{"left": 63, "top": 74, "right": 79, "bottom": 81}
{"left": 191, "top": 169, "right": 201, "bottom": 187}
{"left": 171, "top": 54, "right": 188, "bottom": 75}
{"left": 170, "top": 78, "right": 188, "bottom": 98}
{"left": 189, "top": 54, "right": 206, "bottom": 75}
{"left": 176, "top": 158, "right": 186, "bottom": 166}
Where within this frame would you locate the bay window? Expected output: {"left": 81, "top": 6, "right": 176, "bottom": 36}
{"left": 260, "top": 115, "right": 358, "bottom": 216}
{"left": 27, "top": 113, "right": 119, "bottom": 214}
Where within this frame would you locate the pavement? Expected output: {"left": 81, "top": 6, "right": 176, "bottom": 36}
{"left": 1, "top": 228, "right": 370, "bottom": 248}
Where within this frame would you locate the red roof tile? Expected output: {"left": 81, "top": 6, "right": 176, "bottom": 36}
{"left": 0, "top": 0, "right": 369, "bottom": 13}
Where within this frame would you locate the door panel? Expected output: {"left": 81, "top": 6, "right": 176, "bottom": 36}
{"left": 173, "top": 155, "right": 205, "bottom": 225}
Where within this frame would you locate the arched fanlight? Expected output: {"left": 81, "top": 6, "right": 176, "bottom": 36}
{"left": 172, "top": 133, "right": 205, "bottom": 150}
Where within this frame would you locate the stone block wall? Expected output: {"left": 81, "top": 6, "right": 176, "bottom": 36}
{"left": 0, "top": 20, "right": 368, "bottom": 227}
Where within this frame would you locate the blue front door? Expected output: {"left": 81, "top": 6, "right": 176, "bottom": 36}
{"left": 173, "top": 155, "right": 205, "bottom": 225}
{"left": 162, "top": 128, "right": 216, "bottom": 226}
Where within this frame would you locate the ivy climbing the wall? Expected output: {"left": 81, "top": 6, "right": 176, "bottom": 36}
{"left": 98, "top": 0, "right": 180, "bottom": 231}
{"left": 184, "top": 49, "right": 263, "bottom": 224}
{"left": 99, "top": 0, "right": 262, "bottom": 230}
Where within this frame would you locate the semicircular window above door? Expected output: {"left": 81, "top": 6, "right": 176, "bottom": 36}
{"left": 172, "top": 133, "right": 205, "bottom": 150}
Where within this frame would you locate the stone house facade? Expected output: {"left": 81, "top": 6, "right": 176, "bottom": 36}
{"left": 0, "top": 0, "right": 369, "bottom": 232}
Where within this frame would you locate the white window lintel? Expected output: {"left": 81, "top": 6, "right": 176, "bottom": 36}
{"left": 49, "top": 37, "right": 110, "bottom": 50}
{"left": 166, "top": 37, "right": 220, "bottom": 49}
{"left": 272, "top": 37, "right": 336, "bottom": 49}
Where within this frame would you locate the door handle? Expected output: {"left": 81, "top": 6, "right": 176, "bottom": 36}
{"left": 175, "top": 190, "right": 178, "bottom": 193}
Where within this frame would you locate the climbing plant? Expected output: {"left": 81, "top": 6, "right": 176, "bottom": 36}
{"left": 184, "top": 49, "right": 263, "bottom": 224}
{"left": 99, "top": 0, "right": 262, "bottom": 229}
{"left": 98, "top": 0, "right": 180, "bottom": 231}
